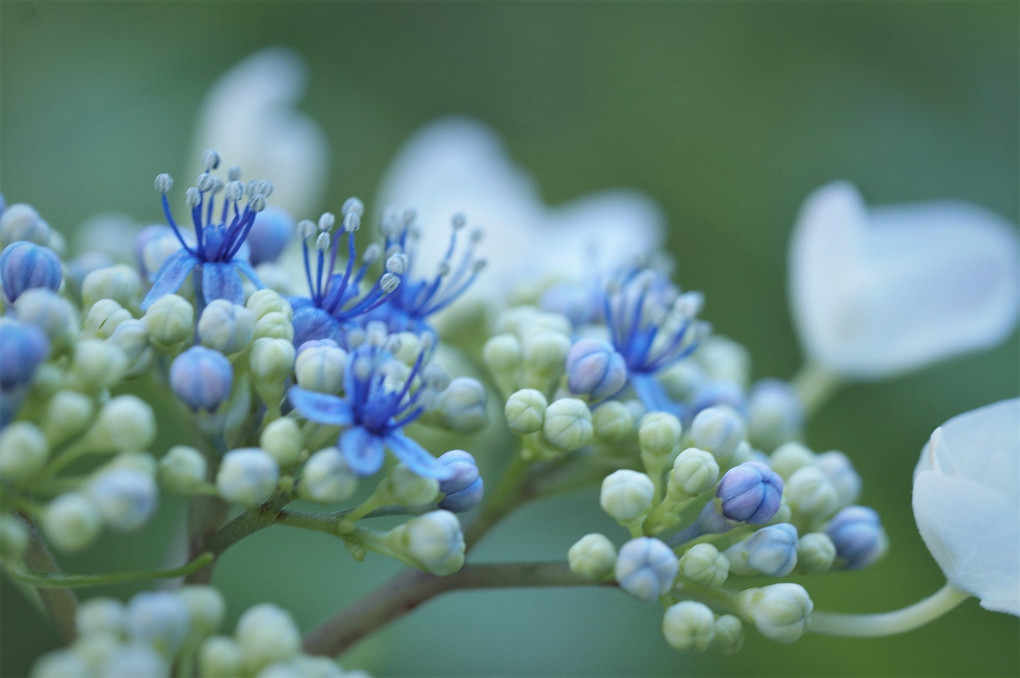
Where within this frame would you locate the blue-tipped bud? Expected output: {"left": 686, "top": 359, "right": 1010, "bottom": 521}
{"left": 747, "top": 379, "right": 804, "bottom": 453}
{"left": 0, "top": 241, "right": 62, "bottom": 303}
{"left": 86, "top": 468, "right": 158, "bottom": 532}
{"left": 246, "top": 208, "right": 295, "bottom": 265}
{"left": 169, "top": 346, "right": 233, "bottom": 412}
{"left": 436, "top": 450, "right": 483, "bottom": 512}
{"left": 727, "top": 523, "right": 799, "bottom": 577}
{"left": 616, "top": 537, "right": 679, "bottom": 602}
{"left": 566, "top": 338, "right": 627, "bottom": 400}
{"left": 716, "top": 461, "right": 784, "bottom": 525}
{"left": 0, "top": 318, "right": 50, "bottom": 390}
{"left": 825, "top": 505, "right": 887, "bottom": 570}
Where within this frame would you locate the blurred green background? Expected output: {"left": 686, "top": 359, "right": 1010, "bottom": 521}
{"left": 2, "top": 1, "right": 1018, "bottom": 676}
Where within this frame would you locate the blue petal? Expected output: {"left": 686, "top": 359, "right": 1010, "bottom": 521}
{"left": 231, "top": 258, "right": 264, "bottom": 289}
{"left": 141, "top": 249, "right": 197, "bottom": 310}
{"left": 292, "top": 306, "right": 342, "bottom": 348}
{"left": 341, "top": 426, "right": 384, "bottom": 476}
{"left": 202, "top": 263, "right": 245, "bottom": 305}
{"left": 288, "top": 386, "right": 354, "bottom": 426}
{"left": 384, "top": 431, "right": 454, "bottom": 480}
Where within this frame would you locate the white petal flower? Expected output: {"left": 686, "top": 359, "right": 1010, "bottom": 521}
{"left": 376, "top": 116, "right": 664, "bottom": 304}
{"left": 789, "top": 182, "right": 1020, "bottom": 379}
{"left": 912, "top": 398, "right": 1020, "bottom": 616}
{"left": 190, "top": 47, "right": 328, "bottom": 217}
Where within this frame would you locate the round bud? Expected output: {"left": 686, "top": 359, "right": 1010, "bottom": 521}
{"left": 102, "top": 643, "right": 167, "bottom": 678}
{"left": 568, "top": 533, "right": 617, "bottom": 581}
{"left": 236, "top": 604, "right": 301, "bottom": 673}
{"left": 179, "top": 586, "right": 225, "bottom": 639}
{"left": 388, "top": 463, "right": 440, "bottom": 506}
{"left": 825, "top": 505, "right": 887, "bottom": 570}
{"left": 0, "top": 513, "right": 29, "bottom": 561}
{"left": 565, "top": 338, "right": 627, "bottom": 400}
{"left": 81, "top": 265, "right": 141, "bottom": 310}
{"left": 246, "top": 208, "right": 294, "bottom": 265}
{"left": 14, "top": 288, "right": 79, "bottom": 352}
{"left": 75, "top": 597, "right": 125, "bottom": 637}
{"left": 615, "top": 537, "right": 679, "bottom": 602}
{"left": 0, "top": 318, "right": 50, "bottom": 390}
{"left": 170, "top": 346, "right": 233, "bottom": 412}
{"left": 0, "top": 241, "right": 62, "bottom": 303}
{"left": 298, "top": 447, "right": 358, "bottom": 503}
{"left": 690, "top": 407, "right": 744, "bottom": 462}
{"left": 600, "top": 469, "right": 655, "bottom": 522}
{"left": 199, "top": 637, "right": 243, "bottom": 678}
{"left": 815, "top": 451, "right": 861, "bottom": 508}
{"left": 198, "top": 299, "right": 256, "bottom": 354}
{"left": 295, "top": 341, "right": 347, "bottom": 394}
{"left": 143, "top": 294, "right": 194, "bottom": 347}
{"left": 737, "top": 583, "right": 813, "bottom": 644}
{"left": 0, "top": 421, "right": 50, "bottom": 482}
{"left": 785, "top": 466, "right": 839, "bottom": 521}
{"left": 159, "top": 446, "right": 207, "bottom": 493}
{"left": 716, "top": 461, "right": 784, "bottom": 525}
{"left": 747, "top": 379, "right": 804, "bottom": 453}
{"left": 0, "top": 203, "right": 52, "bottom": 248}
{"left": 638, "top": 412, "right": 683, "bottom": 459}
{"left": 259, "top": 418, "right": 303, "bottom": 467}
{"left": 668, "top": 448, "right": 720, "bottom": 498}
{"left": 398, "top": 510, "right": 466, "bottom": 576}
{"left": 108, "top": 320, "right": 150, "bottom": 374}
{"left": 216, "top": 448, "right": 279, "bottom": 508}
{"left": 768, "top": 442, "right": 815, "bottom": 481}
{"left": 81, "top": 298, "right": 131, "bottom": 339}
{"left": 86, "top": 468, "right": 158, "bottom": 531}
{"left": 504, "top": 389, "right": 547, "bottom": 434}
{"left": 30, "top": 651, "right": 90, "bottom": 678}
{"left": 710, "top": 615, "right": 744, "bottom": 655}
{"left": 246, "top": 288, "right": 293, "bottom": 321}
{"left": 542, "top": 398, "right": 593, "bottom": 451}
{"left": 254, "top": 311, "right": 294, "bottom": 342}
{"left": 482, "top": 333, "right": 522, "bottom": 373}
{"left": 727, "top": 523, "right": 799, "bottom": 577}
{"left": 658, "top": 361, "right": 706, "bottom": 402}
{"left": 125, "top": 590, "right": 190, "bottom": 655}
{"left": 696, "top": 335, "right": 750, "bottom": 386}
{"left": 437, "top": 377, "right": 488, "bottom": 432}
{"left": 436, "top": 450, "right": 483, "bottom": 513}
{"left": 250, "top": 338, "right": 296, "bottom": 384}
{"left": 42, "top": 493, "right": 102, "bottom": 552}
{"left": 678, "top": 543, "right": 729, "bottom": 588}
{"left": 522, "top": 331, "right": 570, "bottom": 377}
{"left": 662, "top": 601, "right": 716, "bottom": 652}
{"left": 796, "top": 532, "right": 837, "bottom": 574}
{"left": 83, "top": 396, "right": 156, "bottom": 453}
{"left": 591, "top": 400, "right": 635, "bottom": 443}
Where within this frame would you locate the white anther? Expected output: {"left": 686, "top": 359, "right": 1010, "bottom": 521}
{"left": 249, "top": 195, "right": 267, "bottom": 213}
{"left": 342, "top": 197, "right": 364, "bottom": 217}
{"left": 419, "top": 333, "right": 435, "bottom": 352}
{"left": 298, "top": 220, "right": 317, "bottom": 239}
{"left": 185, "top": 187, "right": 201, "bottom": 208}
{"left": 154, "top": 173, "right": 174, "bottom": 194}
{"left": 227, "top": 166, "right": 241, "bottom": 181}
{"left": 362, "top": 243, "right": 381, "bottom": 264}
{"left": 202, "top": 149, "right": 221, "bottom": 171}
{"left": 386, "top": 253, "right": 408, "bottom": 275}
{"left": 225, "top": 181, "right": 244, "bottom": 202}
{"left": 470, "top": 228, "right": 484, "bottom": 244}
{"left": 316, "top": 232, "right": 331, "bottom": 252}
{"left": 436, "top": 261, "right": 452, "bottom": 277}
{"left": 318, "top": 212, "right": 336, "bottom": 232}
{"left": 472, "top": 259, "right": 488, "bottom": 273}
{"left": 256, "top": 180, "right": 274, "bottom": 197}
{"left": 352, "top": 354, "right": 373, "bottom": 380}
{"left": 385, "top": 334, "right": 403, "bottom": 354}
{"left": 675, "top": 291, "right": 704, "bottom": 318}
{"left": 451, "top": 213, "right": 467, "bottom": 229}
{"left": 209, "top": 176, "right": 224, "bottom": 194}
{"left": 245, "top": 181, "right": 258, "bottom": 197}
{"left": 196, "top": 172, "right": 214, "bottom": 192}
{"left": 380, "top": 272, "right": 401, "bottom": 294}
{"left": 342, "top": 213, "right": 360, "bottom": 233}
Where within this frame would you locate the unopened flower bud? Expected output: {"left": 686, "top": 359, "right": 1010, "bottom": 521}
{"left": 542, "top": 398, "right": 593, "bottom": 451}
{"left": 246, "top": 288, "right": 293, "bottom": 321}
{"left": 295, "top": 341, "right": 347, "bottom": 394}
{"left": 826, "top": 505, "right": 887, "bottom": 569}
{"left": 254, "top": 311, "right": 294, "bottom": 342}
{"left": 662, "top": 601, "right": 715, "bottom": 652}
{"left": 126, "top": 591, "right": 190, "bottom": 655}
{"left": 83, "top": 396, "right": 156, "bottom": 452}
{"left": 14, "top": 288, "right": 78, "bottom": 352}
{"left": 199, "top": 636, "right": 243, "bottom": 677}
{"left": 143, "top": 294, "right": 194, "bottom": 347}
{"left": 716, "top": 461, "right": 783, "bottom": 525}
{"left": 737, "top": 583, "right": 813, "bottom": 644}
{"left": 216, "top": 448, "right": 279, "bottom": 508}
{"left": 678, "top": 543, "right": 729, "bottom": 588}
{"left": 726, "top": 523, "right": 798, "bottom": 577}
{"left": 250, "top": 338, "right": 295, "bottom": 383}
{"left": 159, "top": 446, "right": 207, "bottom": 493}
{"left": 0, "top": 241, "right": 62, "bottom": 303}
{"left": 30, "top": 651, "right": 90, "bottom": 678}
{"left": 388, "top": 463, "right": 440, "bottom": 506}
{"left": 591, "top": 400, "right": 635, "bottom": 443}
{"left": 102, "top": 644, "right": 168, "bottom": 678}
{"left": 696, "top": 335, "right": 750, "bottom": 386}
{"left": 690, "top": 407, "right": 745, "bottom": 462}
{"left": 522, "top": 331, "right": 570, "bottom": 379}
{"left": 179, "top": 586, "right": 225, "bottom": 639}
{"left": 259, "top": 418, "right": 303, "bottom": 467}
{"left": 247, "top": 208, "right": 294, "bottom": 265}
{"left": 504, "top": 389, "right": 546, "bottom": 434}
{"left": 42, "top": 493, "right": 102, "bottom": 552}
{"left": 668, "top": 448, "right": 720, "bottom": 498}
{"left": 769, "top": 442, "right": 815, "bottom": 481}
{"left": 0, "top": 421, "right": 50, "bottom": 481}
{"left": 82, "top": 299, "right": 132, "bottom": 339}
{"left": 565, "top": 338, "right": 627, "bottom": 400}
{"left": 395, "top": 510, "right": 465, "bottom": 576}
{"left": 76, "top": 598, "right": 125, "bottom": 637}
{"left": 0, "top": 514, "right": 28, "bottom": 561}
{"left": 815, "top": 451, "right": 861, "bottom": 508}
{"left": 658, "top": 361, "right": 706, "bottom": 402}
{"left": 796, "top": 532, "right": 837, "bottom": 574}
{"left": 86, "top": 468, "right": 157, "bottom": 531}
{"left": 0, "top": 318, "right": 50, "bottom": 390}
{"left": 568, "top": 533, "right": 617, "bottom": 581}
{"left": 236, "top": 604, "right": 301, "bottom": 673}
{"left": 298, "top": 447, "right": 357, "bottom": 503}
{"left": 785, "top": 466, "right": 839, "bottom": 521}
{"left": 710, "top": 615, "right": 744, "bottom": 655}
{"left": 81, "top": 265, "right": 141, "bottom": 310}
{"left": 170, "top": 346, "right": 233, "bottom": 412}
{"left": 437, "top": 377, "right": 488, "bottom": 432}
{"left": 436, "top": 450, "right": 483, "bottom": 513}
{"left": 747, "top": 379, "right": 804, "bottom": 453}
{"left": 0, "top": 204, "right": 52, "bottom": 248}
{"left": 615, "top": 537, "right": 679, "bottom": 602}
{"left": 198, "top": 299, "right": 256, "bottom": 354}
{"left": 482, "top": 333, "right": 522, "bottom": 374}
{"left": 600, "top": 469, "right": 655, "bottom": 522}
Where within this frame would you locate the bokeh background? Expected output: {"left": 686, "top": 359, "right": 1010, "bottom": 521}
{"left": 2, "top": 2, "right": 1018, "bottom": 676}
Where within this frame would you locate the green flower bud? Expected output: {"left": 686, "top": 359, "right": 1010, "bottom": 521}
{"left": 67, "top": 339, "right": 128, "bottom": 392}
{"left": 388, "top": 463, "right": 440, "bottom": 506}
{"left": 668, "top": 448, "right": 720, "bottom": 498}
{"left": 568, "top": 533, "right": 617, "bottom": 581}
{"left": 197, "top": 300, "right": 256, "bottom": 355}
{"left": 259, "top": 418, "right": 303, "bottom": 468}
{"left": 522, "top": 331, "right": 570, "bottom": 378}
{"left": 498, "top": 306, "right": 571, "bottom": 337}
{"left": 542, "top": 398, "right": 593, "bottom": 451}
{"left": 0, "top": 203, "right": 51, "bottom": 247}
{"left": 690, "top": 407, "right": 744, "bottom": 462}
{"left": 796, "top": 532, "right": 837, "bottom": 574}
{"left": 179, "top": 586, "right": 225, "bottom": 638}
{"left": 394, "top": 510, "right": 466, "bottom": 576}
{"left": 159, "top": 446, "right": 208, "bottom": 494}
{"left": 678, "top": 543, "right": 729, "bottom": 588}
{"left": 235, "top": 604, "right": 301, "bottom": 673}
{"left": 295, "top": 343, "right": 346, "bottom": 394}
{"left": 483, "top": 333, "right": 522, "bottom": 373}
{"left": 298, "top": 447, "right": 357, "bottom": 503}
{"left": 662, "top": 601, "right": 716, "bottom": 652}
{"left": 75, "top": 597, "right": 125, "bottom": 637}
{"left": 0, "top": 514, "right": 29, "bottom": 561}
{"left": 769, "top": 441, "right": 815, "bottom": 481}
{"left": 0, "top": 421, "right": 49, "bottom": 481}
{"left": 73, "top": 635, "right": 120, "bottom": 674}
{"left": 14, "top": 288, "right": 79, "bottom": 352}
{"left": 250, "top": 338, "right": 295, "bottom": 384}
{"left": 737, "top": 583, "right": 813, "bottom": 644}
{"left": 81, "top": 265, "right": 142, "bottom": 310}
{"left": 143, "top": 294, "right": 194, "bottom": 348}
{"left": 437, "top": 377, "right": 488, "bottom": 433}
{"left": 639, "top": 412, "right": 682, "bottom": 458}
{"left": 29, "top": 650, "right": 90, "bottom": 678}
{"left": 107, "top": 319, "right": 151, "bottom": 376}
{"left": 42, "top": 493, "right": 102, "bottom": 552}
{"left": 658, "top": 361, "right": 705, "bottom": 402}
{"left": 591, "top": 400, "right": 635, "bottom": 443}
{"left": 82, "top": 299, "right": 132, "bottom": 339}
{"left": 253, "top": 311, "right": 294, "bottom": 342}
{"left": 105, "top": 451, "right": 157, "bottom": 476}
{"left": 695, "top": 335, "right": 751, "bottom": 387}
{"left": 710, "top": 614, "right": 744, "bottom": 655}
{"left": 785, "top": 466, "right": 839, "bottom": 521}
{"left": 216, "top": 448, "right": 279, "bottom": 508}
{"left": 82, "top": 396, "right": 156, "bottom": 453}
{"left": 246, "top": 288, "right": 293, "bottom": 321}
{"left": 504, "top": 389, "right": 547, "bottom": 434}
{"left": 600, "top": 469, "right": 655, "bottom": 522}
{"left": 199, "top": 636, "right": 243, "bottom": 678}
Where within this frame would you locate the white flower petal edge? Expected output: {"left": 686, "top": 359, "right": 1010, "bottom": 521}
{"left": 912, "top": 399, "right": 1020, "bottom": 616}
{"left": 190, "top": 47, "right": 328, "bottom": 218}
{"left": 376, "top": 116, "right": 665, "bottom": 304}
{"left": 789, "top": 182, "right": 1020, "bottom": 379}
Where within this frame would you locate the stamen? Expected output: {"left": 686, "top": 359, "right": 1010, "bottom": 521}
{"left": 196, "top": 172, "right": 214, "bottom": 193}
{"left": 202, "top": 149, "right": 221, "bottom": 171}
{"left": 318, "top": 212, "right": 336, "bottom": 232}
{"left": 342, "top": 197, "right": 364, "bottom": 217}
{"left": 154, "top": 173, "right": 174, "bottom": 194}
{"left": 228, "top": 166, "right": 241, "bottom": 181}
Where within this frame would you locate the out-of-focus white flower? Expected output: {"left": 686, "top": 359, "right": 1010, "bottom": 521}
{"left": 913, "top": 398, "right": 1019, "bottom": 616}
{"left": 789, "top": 182, "right": 1020, "bottom": 379}
{"left": 376, "top": 117, "right": 664, "bottom": 303}
{"left": 190, "top": 47, "right": 328, "bottom": 218}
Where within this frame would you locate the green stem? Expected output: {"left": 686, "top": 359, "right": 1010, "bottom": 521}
{"left": 186, "top": 493, "right": 292, "bottom": 583}
{"left": 302, "top": 561, "right": 615, "bottom": 657}
{"left": 792, "top": 362, "right": 842, "bottom": 416}
{"left": 19, "top": 520, "right": 77, "bottom": 642}
{"left": 7, "top": 552, "right": 215, "bottom": 589}
{"left": 809, "top": 583, "right": 970, "bottom": 637}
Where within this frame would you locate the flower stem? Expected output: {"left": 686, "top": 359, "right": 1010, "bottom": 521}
{"left": 18, "top": 519, "right": 77, "bottom": 642}
{"left": 7, "top": 552, "right": 215, "bottom": 589}
{"left": 302, "top": 561, "right": 615, "bottom": 657}
{"left": 809, "top": 583, "right": 970, "bottom": 637}
{"left": 792, "top": 361, "right": 842, "bottom": 416}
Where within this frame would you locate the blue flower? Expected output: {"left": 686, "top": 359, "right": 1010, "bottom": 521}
{"left": 288, "top": 344, "right": 453, "bottom": 479}
{"left": 375, "top": 210, "right": 486, "bottom": 333}
{"left": 603, "top": 268, "right": 709, "bottom": 412}
{"left": 140, "top": 150, "right": 268, "bottom": 310}
{"left": 289, "top": 200, "right": 402, "bottom": 348}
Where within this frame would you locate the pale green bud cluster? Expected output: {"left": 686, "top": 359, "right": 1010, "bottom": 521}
{"left": 385, "top": 510, "right": 466, "bottom": 576}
